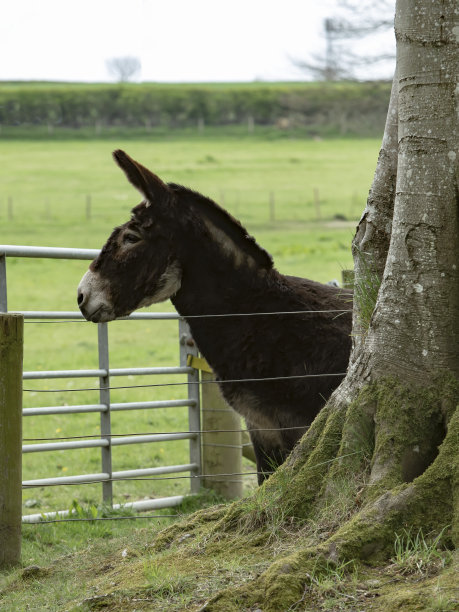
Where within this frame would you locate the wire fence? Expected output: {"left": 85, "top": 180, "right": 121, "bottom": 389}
{"left": 18, "top": 314, "right": 347, "bottom": 506}
{"left": 23, "top": 372, "right": 346, "bottom": 394}
{"left": 21, "top": 308, "right": 351, "bottom": 323}
{"left": 24, "top": 449, "right": 364, "bottom": 525}
{"left": 23, "top": 425, "right": 310, "bottom": 443}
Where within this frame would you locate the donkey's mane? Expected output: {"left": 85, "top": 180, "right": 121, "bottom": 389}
{"left": 168, "top": 183, "right": 274, "bottom": 270}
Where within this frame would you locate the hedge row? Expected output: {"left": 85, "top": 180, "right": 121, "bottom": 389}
{"left": 0, "top": 81, "right": 391, "bottom": 136}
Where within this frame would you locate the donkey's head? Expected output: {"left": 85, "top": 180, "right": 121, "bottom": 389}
{"left": 78, "top": 150, "right": 182, "bottom": 322}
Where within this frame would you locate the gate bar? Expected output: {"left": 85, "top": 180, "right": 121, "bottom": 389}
{"left": 23, "top": 398, "right": 196, "bottom": 416}
{"left": 22, "top": 495, "right": 185, "bottom": 523}
{"left": 98, "top": 323, "right": 112, "bottom": 505}
{"left": 23, "top": 366, "right": 192, "bottom": 379}
{"left": 22, "top": 462, "right": 197, "bottom": 488}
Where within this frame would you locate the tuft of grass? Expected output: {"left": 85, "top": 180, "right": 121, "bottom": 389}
{"left": 428, "top": 593, "right": 458, "bottom": 612}
{"left": 288, "top": 558, "right": 359, "bottom": 611}
{"left": 235, "top": 461, "right": 300, "bottom": 543}
{"left": 353, "top": 246, "right": 381, "bottom": 332}
{"left": 142, "top": 560, "right": 194, "bottom": 599}
{"left": 390, "top": 527, "right": 452, "bottom": 577}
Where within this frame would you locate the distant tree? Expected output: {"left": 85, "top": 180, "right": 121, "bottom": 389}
{"left": 294, "top": 1, "right": 395, "bottom": 81}
{"left": 106, "top": 56, "right": 141, "bottom": 82}
{"left": 293, "top": 17, "right": 353, "bottom": 81}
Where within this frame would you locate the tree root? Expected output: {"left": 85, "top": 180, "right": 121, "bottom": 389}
{"left": 150, "top": 377, "right": 457, "bottom": 611}
{"left": 200, "top": 400, "right": 458, "bottom": 611}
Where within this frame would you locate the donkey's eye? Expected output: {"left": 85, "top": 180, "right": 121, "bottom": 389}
{"left": 124, "top": 233, "right": 141, "bottom": 244}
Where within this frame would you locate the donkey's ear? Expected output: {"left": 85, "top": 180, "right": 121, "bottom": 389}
{"left": 112, "top": 150, "right": 171, "bottom": 203}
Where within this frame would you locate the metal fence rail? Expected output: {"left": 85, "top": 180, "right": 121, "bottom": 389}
{"left": 0, "top": 245, "right": 202, "bottom": 523}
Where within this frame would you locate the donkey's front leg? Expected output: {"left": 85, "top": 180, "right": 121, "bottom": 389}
{"left": 247, "top": 426, "right": 287, "bottom": 484}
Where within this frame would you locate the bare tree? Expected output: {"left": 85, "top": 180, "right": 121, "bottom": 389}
{"left": 293, "top": 17, "right": 354, "bottom": 81}
{"left": 294, "top": 1, "right": 396, "bottom": 80}
{"left": 106, "top": 56, "right": 141, "bottom": 82}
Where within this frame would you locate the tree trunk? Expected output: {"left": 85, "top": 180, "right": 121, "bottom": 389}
{"left": 147, "top": 2, "right": 458, "bottom": 609}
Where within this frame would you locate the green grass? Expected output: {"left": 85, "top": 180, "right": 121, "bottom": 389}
{"left": 391, "top": 528, "right": 452, "bottom": 576}
{"left": 0, "top": 136, "right": 379, "bottom": 519}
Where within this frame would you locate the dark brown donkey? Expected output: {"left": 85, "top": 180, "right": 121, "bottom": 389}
{"left": 78, "top": 150, "right": 352, "bottom": 482}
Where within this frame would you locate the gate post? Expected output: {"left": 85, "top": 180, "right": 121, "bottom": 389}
{"left": 201, "top": 370, "right": 243, "bottom": 500}
{"left": 0, "top": 314, "right": 24, "bottom": 567}
{"left": 0, "top": 254, "right": 7, "bottom": 312}
{"left": 98, "top": 322, "right": 112, "bottom": 506}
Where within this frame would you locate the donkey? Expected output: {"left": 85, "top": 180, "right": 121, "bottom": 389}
{"left": 78, "top": 150, "right": 352, "bottom": 483}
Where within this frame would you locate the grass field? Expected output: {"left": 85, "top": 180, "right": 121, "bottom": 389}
{"left": 1, "top": 136, "right": 380, "bottom": 519}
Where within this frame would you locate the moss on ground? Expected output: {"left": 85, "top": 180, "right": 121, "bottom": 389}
{"left": 1, "top": 516, "right": 456, "bottom": 610}
{"left": 1, "top": 376, "right": 457, "bottom": 610}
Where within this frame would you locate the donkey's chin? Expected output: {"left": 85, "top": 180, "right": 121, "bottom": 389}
{"left": 82, "top": 304, "right": 117, "bottom": 323}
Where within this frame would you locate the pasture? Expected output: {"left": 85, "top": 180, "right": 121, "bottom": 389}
{"left": 0, "top": 137, "right": 381, "bottom": 517}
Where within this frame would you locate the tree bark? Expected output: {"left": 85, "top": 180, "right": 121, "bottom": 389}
{"left": 148, "top": 2, "right": 458, "bottom": 610}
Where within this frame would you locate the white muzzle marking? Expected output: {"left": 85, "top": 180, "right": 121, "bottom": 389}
{"left": 78, "top": 270, "right": 116, "bottom": 323}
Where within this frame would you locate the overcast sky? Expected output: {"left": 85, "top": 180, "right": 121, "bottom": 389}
{"left": 0, "top": 0, "right": 395, "bottom": 83}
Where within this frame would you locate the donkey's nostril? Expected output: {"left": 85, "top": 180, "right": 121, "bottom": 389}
{"left": 77, "top": 290, "right": 85, "bottom": 307}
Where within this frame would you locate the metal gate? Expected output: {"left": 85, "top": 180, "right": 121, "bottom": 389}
{"left": 0, "top": 245, "right": 202, "bottom": 522}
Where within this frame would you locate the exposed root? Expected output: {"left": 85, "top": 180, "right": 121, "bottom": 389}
{"left": 148, "top": 377, "right": 458, "bottom": 611}
{"left": 200, "top": 400, "right": 458, "bottom": 611}
{"left": 152, "top": 504, "right": 228, "bottom": 552}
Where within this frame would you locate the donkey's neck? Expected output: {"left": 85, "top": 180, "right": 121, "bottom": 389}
{"left": 172, "top": 242, "right": 273, "bottom": 314}
{"left": 170, "top": 245, "right": 283, "bottom": 379}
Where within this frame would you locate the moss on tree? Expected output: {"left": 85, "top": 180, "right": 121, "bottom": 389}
{"left": 146, "top": 374, "right": 458, "bottom": 610}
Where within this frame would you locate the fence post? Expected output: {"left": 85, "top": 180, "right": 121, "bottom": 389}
{"left": 179, "top": 319, "right": 202, "bottom": 494}
{"left": 86, "top": 195, "right": 92, "bottom": 221}
{"left": 269, "top": 191, "right": 275, "bottom": 222}
{"left": 98, "top": 322, "right": 112, "bottom": 505}
{"left": 200, "top": 369, "right": 243, "bottom": 500}
{"left": 0, "top": 254, "right": 7, "bottom": 312}
{"left": 0, "top": 314, "right": 24, "bottom": 567}
{"left": 313, "top": 188, "right": 321, "bottom": 220}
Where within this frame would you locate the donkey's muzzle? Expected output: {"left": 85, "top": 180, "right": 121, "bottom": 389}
{"left": 77, "top": 270, "right": 115, "bottom": 323}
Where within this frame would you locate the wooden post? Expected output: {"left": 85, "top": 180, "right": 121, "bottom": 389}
{"left": 86, "top": 195, "right": 92, "bottom": 221}
{"left": 234, "top": 191, "right": 240, "bottom": 218}
{"left": 351, "top": 190, "right": 359, "bottom": 219}
{"left": 201, "top": 370, "right": 243, "bottom": 500}
{"left": 0, "top": 255, "right": 7, "bottom": 312}
{"left": 0, "top": 314, "right": 23, "bottom": 567}
{"left": 269, "top": 191, "right": 275, "bottom": 222}
{"left": 313, "top": 188, "right": 321, "bottom": 220}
